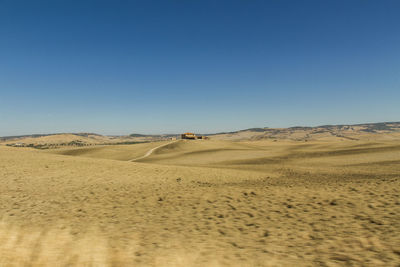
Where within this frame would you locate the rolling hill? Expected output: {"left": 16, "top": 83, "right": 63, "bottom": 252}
{"left": 210, "top": 121, "right": 400, "bottom": 141}
{"left": 1, "top": 133, "right": 399, "bottom": 266}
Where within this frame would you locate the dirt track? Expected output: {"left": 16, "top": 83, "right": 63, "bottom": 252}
{"left": 129, "top": 140, "right": 179, "bottom": 161}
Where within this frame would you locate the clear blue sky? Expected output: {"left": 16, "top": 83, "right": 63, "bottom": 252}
{"left": 0, "top": 0, "right": 399, "bottom": 136}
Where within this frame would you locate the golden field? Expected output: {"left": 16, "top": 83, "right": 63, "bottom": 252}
{"left": 0, "top": 138, "right": 399, "bottom": 266}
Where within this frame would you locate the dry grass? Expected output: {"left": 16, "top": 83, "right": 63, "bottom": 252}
{"left": 0, "top": 139, "right": 399, "bottom": 266}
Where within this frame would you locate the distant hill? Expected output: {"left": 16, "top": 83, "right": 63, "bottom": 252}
{"left": 210, "top": 122, "right": 400, "bottom": 141}
{"left": 0, "top": 133, "right": 157, "bottom": 149}
{"left": 0, "top": 132, "right": 102, "bottom": 141}
{"left": 1, "top": 122, "right": 399, "bottom": 148}
{"left": 129, "top": 133, "right": 148, "bottom": 137}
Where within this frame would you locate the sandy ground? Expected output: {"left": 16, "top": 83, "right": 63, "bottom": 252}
{"left": 0, "top": 139, "right": 399, "bottom": 266}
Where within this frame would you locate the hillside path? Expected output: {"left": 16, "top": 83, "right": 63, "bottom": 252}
{"left": 129, "top": 140, "right": 179, "bottom": 162}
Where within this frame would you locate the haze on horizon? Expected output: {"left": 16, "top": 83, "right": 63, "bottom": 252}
{"left": 1, "top": 0, "right": 399, "bottom": 136}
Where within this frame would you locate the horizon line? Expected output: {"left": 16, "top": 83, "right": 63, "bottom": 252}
{"left": 1, "top": 120, "right": 399, "bottom": 138}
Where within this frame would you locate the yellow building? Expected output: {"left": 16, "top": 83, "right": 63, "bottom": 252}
{"left": 180, "top": 133, "right": 209, "bottom": 140}
{"left": 181, "top": 132, "right": 197, "bottom": 139}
